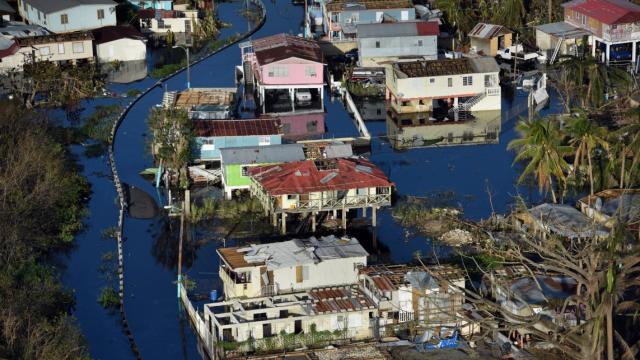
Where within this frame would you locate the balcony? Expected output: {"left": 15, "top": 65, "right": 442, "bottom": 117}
{"left": 277, "top": 193, "right": 392, "bottom": 213}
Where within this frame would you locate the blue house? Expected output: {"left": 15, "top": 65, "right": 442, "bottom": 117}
{"left": 18, "top": 0, "right": 117, "bottom": 33}
{"left": 192, "top": 119, "right": 283, "bottom": 162}
{"left": 128, "top": 0, "right": 173, "bottom": 11}
{"left": 323, "top": 0, "right": 415, "bottom": 42}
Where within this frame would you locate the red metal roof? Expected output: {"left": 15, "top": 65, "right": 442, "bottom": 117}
{"left": 564, "top": 0, "right": 640, "bottom": 25}
{"left": 416, "top": 21, "right": 440, "bottom": 36}
{"left": 192, "top": 119, "right": 281, "bottom": 137}
{"left": 0, "top": 40, "right": 18, "bottom": 59}
{"left": 138, "top": 9, "right": 178, "bottom": 19}
{"left": 252, "top": 33, "right": 323, "bottom": 65}
{"left": 248, "top": 157, "right": 392, "bottom": 195}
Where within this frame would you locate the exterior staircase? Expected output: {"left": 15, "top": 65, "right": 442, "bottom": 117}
{"left": 162, "top": 91, "right": 177, "bottom": 108}
{"left": 448, "top": 90, "right": 487, "bottom": 114}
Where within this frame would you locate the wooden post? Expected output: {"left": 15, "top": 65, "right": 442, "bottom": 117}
{"left": 372, "top": 206, "right": 377, "bottom": 227}
{"left": 185, "top": 189, "right": 191, "bottom": 217}
{"left": 362, "top": 207, "right": 367, "bottom": 218}
{"left": 342, "top": 208, "right": 347, "bottom": 229}
{"left": 272, "top": 212, "right": 277, "bottom": 227}
{"left": 311, "top": 212, "right": 317, "bottom": 232}
{"left": 333, "top": 209, "right": 337, "bottom": 218}
{"left": 281, "top": 212, "right": 287, "bottom": 234}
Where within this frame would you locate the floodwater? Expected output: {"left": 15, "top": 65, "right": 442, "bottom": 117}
{"left": 60, "top": 1, "right": 561, "bottom": 359}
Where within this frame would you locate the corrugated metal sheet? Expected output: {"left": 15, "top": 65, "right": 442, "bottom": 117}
{"left": 357, "top": 21, "right": 438, "bottom": 38}
{"left": 310, "top": 286, "right": 376, "bottom": 314}
{"left": 468, "top": 23, "right": 509, "bottom": 39}
{"left": 252, "top": 33, "right": 323, "bottom": 65}
{"left": 535, "top": 21, "right": 591, "bottom": 39}
{"left": 563, "top": 0, "right": 640, "bottom": 25}
{"left": 193, "top": 119, "right": 281, "bottom": 137}
{"left": 220, "top": 144, "right": 305, "bottom": 165}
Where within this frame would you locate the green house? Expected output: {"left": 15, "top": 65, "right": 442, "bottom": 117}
{"left": 220, "top": 144, "right": 305, "bottom": 199}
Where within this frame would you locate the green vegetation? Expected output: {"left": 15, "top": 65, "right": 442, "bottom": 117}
{"left": 346, "top": 81, "right": 384, "bottom": 97}
{"left": 97, "top": 287, "right": 120, "bottom": 311}
{"left": 150, "top": 60, "right": 187, "bottom": 79}
{"left": 7, "top": 57, "right": 105, "bottom": 109}
{"left": 148, "top": 107, "right": 192, "bottom": 188}
{"left": 217, "top": 325, "right": 346, "bottom": 354}
{"left": 0, "top": 100, "right": 90, "bottom": 358}
{"left": 126, "top": 89, "right": 142, "bottom": 97}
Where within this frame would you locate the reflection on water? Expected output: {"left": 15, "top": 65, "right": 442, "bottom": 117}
{"left": 353, "top": 96, "right": 386, "bottom": 121}
{"left": 386, "top": 109, "right": 501, "bottom": 149}
{"left": 105, "top": 60, "right": 149, "bottom": 84}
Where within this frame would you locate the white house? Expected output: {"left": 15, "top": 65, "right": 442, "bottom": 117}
{"left": 0, "top": 31, "right": 94, "bottom": 73}
{"left": 217, "top": 236, "right": 368, "bottom": 299}
{"left": 205, "top": 285, "right": 377, "bottom": 344}
{"left": 138, "top": 8, "right": 198, "bottom": 34}
{"left": 18, "top": 0, "right": 116, "bottom": 33}
{"left": 386, "top": 57, "right": 501, "bottom": 114}
{"left": 356, "top": 20, "right": 439, "bottom": 67}
{"left": 91, "top": 26, "right": 146, "bottom": 63}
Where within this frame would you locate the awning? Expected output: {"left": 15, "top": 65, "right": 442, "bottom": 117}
{"left": 535, "top": 22, "right": 592, "bottom": 39}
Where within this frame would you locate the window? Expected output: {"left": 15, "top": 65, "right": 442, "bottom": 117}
{"left": 72, "top": 42, "right": 84, "bottom": 53}
{"left": 400, "top": 10, "right": 409, "bottom": 21}
{"left": 201, "top": 138, "right": 215, "bottom": 150}
{"left": 97, "top": 9, "right": 104, "bottom": 20}
{"left": 241, "top": 166, "right": 249, "bottom": 176}
{"left": 258, "top": 136, "right": 271, "bottom": 146}
{"left": 418, "top": 40, "right": 423, "bottom": 46}
{"left": 485, "top": 74, "right": 496, "bottom": 87}
{"left": 375, "top": 41, "right": 380, "bottom": 48}
{"left": 462, "top": 76, "right": 473, "bottom": 86}
{"left": 429, "top": 78, "right": 435, "bottom": 84}
{"left": 581, "top": 14, "right": 586, "bottom": 25}
{"left": 39, "top": 46, "right": 50, "bottom": 55}
{"left": 60, "top": 13, "right": 68, "bottom": 24}
{"left": 287, "top": 194, "right": 297, "bottom": 200}
{"left": 58, "top": 43, "right": 65, "bottom": 54}
{"left": 448, "top": 77, "right": 452, "bottom": 87}
{"left": 305, "top": 66, "right": 317, "bottom": 77}
{"left": 267, "top": 65, "right": 288, "bottom": 77}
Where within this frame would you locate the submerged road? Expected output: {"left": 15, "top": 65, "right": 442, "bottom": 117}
{"left": 62, "top": 0, "right": 564, "bottom": 359}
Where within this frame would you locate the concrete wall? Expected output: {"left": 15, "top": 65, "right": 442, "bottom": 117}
{"left": 280, "top": 113, "right": 325, "bottom": 139}
{"left": 20, "top": 1, "right": 117, "bottom": 32}
{"left": 358, "top": 35, "right": 437, "bottom": 66}
{"left": 271, "top": 256, "right": 367, "bottom": 294}
{"left": 259, "top": 60, "right": 324, "bottom": 86}
{"left": 96, "top": 38, "right": 146, "bottom": 62}
{"left": 193, "top": 134, "right": 282, "bottom": 160}
{"left": 387, "top": 69, "right": 501, "bottom": 113}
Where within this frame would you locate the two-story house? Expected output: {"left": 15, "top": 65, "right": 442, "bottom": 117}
{"left": 322, "top": 0, "right": 415, "bottom": 44}
{"left": 0, "top": 31, "right": 94, "bottom": 72}
{"left": 217, "top": 235, "right": 368, "bottom": 299}
{"left": 248, "top": 157, "right": 393, "bottom": 233}
{"left": 18, "top": 0, "right": 116, "bottom": 33}
{"left": 192, "top": 119, "right": 283, "bottom": 162}
{"left": 386, "top": 57, "right": 501, "bottom": 115}
{"left": 356, "top": 20, "right": 439, "bottom": 67}
{"left": 537, "top": 0, "right": 640, "bottom": 64}
{"left": 241, "top": 33, "right": 325, "bottom": 115}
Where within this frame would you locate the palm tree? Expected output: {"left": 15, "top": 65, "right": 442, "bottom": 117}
{"left": 492, "top": 0, "right": 525, "bottom": 30}
{"left": 618, "top": 107, "right": 640, "bottom": 188}
{"left": 508, "top": 116, "right": 572, "bottom": 203}
{"left": 435, "top": 0, "right": 467, "bottom": 45}
{"left": 564, "top": 112, "right": 610, "bottom": 196}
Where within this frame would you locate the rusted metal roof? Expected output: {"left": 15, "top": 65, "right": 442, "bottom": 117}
{"left": 252, "top": 33, "right": 323, "bottom": 65}
{"left": 192, "top": 119, "right": 281, "bottom": 137}
{"left": 174, "top": 88, "right": 236, "bottom": 108}
{"left": 563, "top": 0, "right": 640, "bottom": 25}
{"left": 309, "top": 286, "right": 376, "bottom": 314}
{"left": 217, "top": 247, "right": 262, "bottom": 269}
{"left": 468, "top": 23, "right": 510, "bottom": 39}
{"left": 248, "top": 158, "right": 392, "bottom": 196}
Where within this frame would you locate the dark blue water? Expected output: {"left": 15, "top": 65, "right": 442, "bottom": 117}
{"left": 61, "top": 1, "right": 562, "bottom": 359}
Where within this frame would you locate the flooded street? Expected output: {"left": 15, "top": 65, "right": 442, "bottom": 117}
{"left": 60, "top": 1, "right": 562, "bottom": 359}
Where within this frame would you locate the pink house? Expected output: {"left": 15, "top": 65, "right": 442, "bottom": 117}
{"left": 241, "top": 34, "right": 325, "bottom": 114}
{"left": 277, "top": 113, "right": 326, "bottom": 140}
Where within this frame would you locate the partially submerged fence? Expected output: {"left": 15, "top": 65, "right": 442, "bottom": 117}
{"left": 106, "top": 1, "right": 267, "bottom": 358}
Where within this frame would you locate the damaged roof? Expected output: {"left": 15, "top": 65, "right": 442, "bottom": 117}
{"left": 468, "top": 23, "right": 510, "bottom": 39}
{"left": 217, "top": 236, "right": 368, "bottom": 270}
{"left": 248, "top": 158, "right": 392, "bottom": 195}
{"left": 252, "top": 33, "right": 323, "bottom": 65}
{"left": 309, "top": 286, "right": 377, "bottom": 314}
{"left": 563, "top": 0, "right": 640, "bottom": 25}
{"left": 357, "top": 20, "right": 439, "bottom": 38}
{"left": 520, "top": 203, "right": 610, "bottom": 239}
{"left": 395, "top": 57, "right": 499, "bottom": 77}
{"left": 192, "top": 119, "right": 281, "bottom": 137}
{"left": 325, "top": 0, "right": 413, "bottom": 12}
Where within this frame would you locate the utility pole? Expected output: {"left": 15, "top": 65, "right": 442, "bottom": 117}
{"left": 173, "top": 45, "right": 191, "bottom": 89}
{"left": 177, "top": 199, "right": 185, "bottom": 299}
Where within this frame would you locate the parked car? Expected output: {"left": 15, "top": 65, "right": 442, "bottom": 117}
{"left": 295, "top": 89, "right": 312, "bottom": 106}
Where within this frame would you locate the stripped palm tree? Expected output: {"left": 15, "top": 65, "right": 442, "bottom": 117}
{"left": 508, "top": 116, "right": 572, "bottom": 203}
{"left": 565, "top": 111, "right": 610, "bottom": 196}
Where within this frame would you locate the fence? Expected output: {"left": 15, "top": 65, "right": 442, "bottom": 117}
{"left": 343, "top": 90, "right": 371, "bottom": 139}
{"left": 106, "top": 0, "right": 267, "bottom": 357}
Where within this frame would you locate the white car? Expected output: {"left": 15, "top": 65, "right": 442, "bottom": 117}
{"left": 295, "top": 90, "right": 312, "bottom": 105}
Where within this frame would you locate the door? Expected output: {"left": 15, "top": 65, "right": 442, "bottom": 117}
{"left": 400, "top": 10, "right": 409, "bottom": 21}
{"left": 262, "top": 323, "right": 272, "bottom": 338}
{"left": 294, "top": 320, "right": 303, "bottom": 334}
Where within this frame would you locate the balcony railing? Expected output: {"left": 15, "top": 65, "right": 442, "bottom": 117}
{"left": 278, "top": 193, "right": 392, "bottom": 212}
{"left": 261, "top": 284, "right": 279, "bottom": 297}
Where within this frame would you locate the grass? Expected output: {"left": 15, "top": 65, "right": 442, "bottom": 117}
{"left": 97, "top": 286, "right": 119, "bottom": 310}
